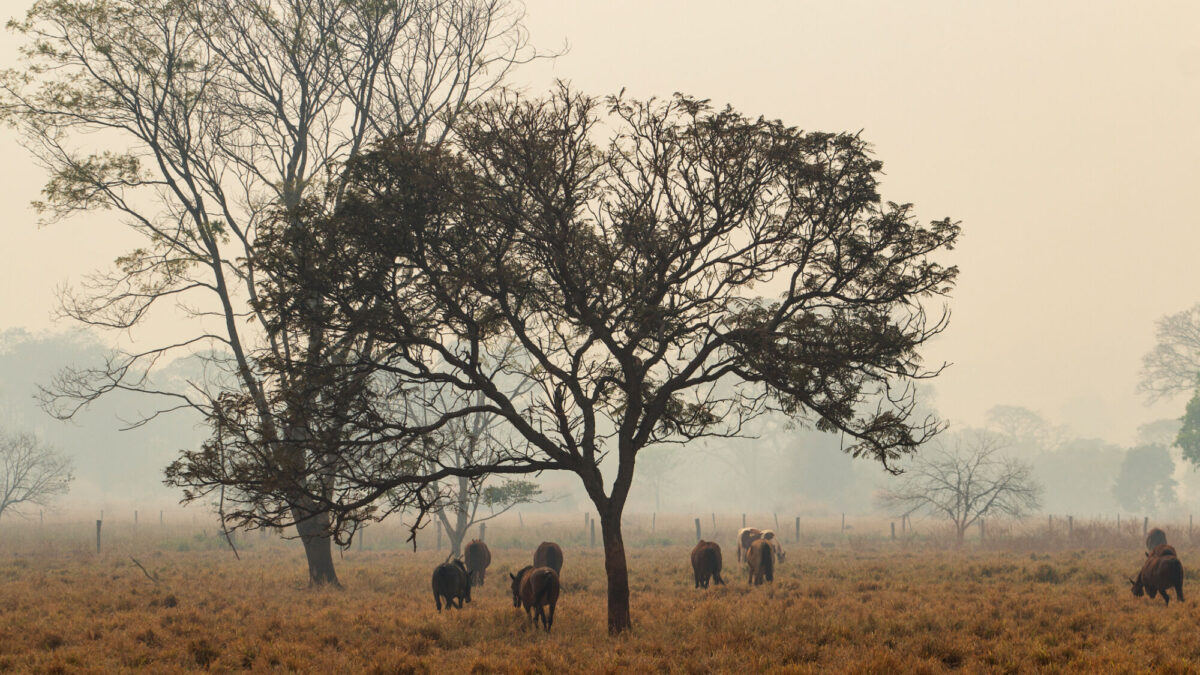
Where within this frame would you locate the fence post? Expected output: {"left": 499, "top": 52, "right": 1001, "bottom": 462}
{"left": 358, "top": 528, "right": 364, "bottom": 552}
{"left": 773, "top": 513, "right": 779, "bottom": 531}
{"left": 794, "top": 516, "right": 800, "bottom": 543}
{"left": 891, "top": 522, "right": 896, "bottom": 540}
{"left": 96, "top": 519, "right": 102, "bottom": 554}
{"left": 518, "top": 512, "right": 524, "bottom": 528}
{"left": 695, "top": 518, "right": 702, "bottom": 541}
{"left": 711, "top": 513, "right": 716, "bottom": 533}
{"left": 980, "top": 518, "right": 985, "bottom": 542}
{"left": 1190, "top": 515, "right": 1193, "bottom": 539}
{"left": 841, "top": 513, "right": 845, "bottom": 533}
{"left": 436, "top": 520, "right": 442, "bottom": 550}
{"left": 1144, "top": 516, "right": 1149, "bottom": 538}
{"left": 1068, "top": 516, "right": 1073, "bottom": 538}
{"left": 652, "top": 512, "right": 656, "bottom": 533}
{"left": 1048, "top": 514, "right": 1052, "bottom": 533}
{"left": 160, "top": 510, "right": 163, "bottom": 525}
{"left": 590, "top": 519, "right": 596, "bottom": 547}
{"left": 480, "top": 523, "right": 486, "bottom": 542}
{"left": 742, "top": 513, "right": 746, "bottom": 527}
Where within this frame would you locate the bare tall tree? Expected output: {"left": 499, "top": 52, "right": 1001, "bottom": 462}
{"left": 1139, "top": 303, "right": 1200, "bottom": 402}
{"left": 1, "top": 0, "right": 539, "bottom": 585}
{"left": 265, "top": 87, "right": 959, "bottom": 633}
{"left": 877, "top": 430, "right": 1041, "bottom": 544}
{"left": 0, "top": 432, "right": 74, "bottom": 520}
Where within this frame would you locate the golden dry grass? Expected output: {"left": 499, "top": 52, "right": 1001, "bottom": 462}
{"left": 3, "top": 521, "right": 1200, "bottom": 673}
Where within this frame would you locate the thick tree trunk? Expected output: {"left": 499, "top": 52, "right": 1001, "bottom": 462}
{"left": 598, "top": 507, "right": 632, "bottom": 635}
{"left": 294, "top": 508, "right": 340, "bottom": 587}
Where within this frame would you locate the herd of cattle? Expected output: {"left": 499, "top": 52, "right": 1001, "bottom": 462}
{"left": 431, "top": 525, "right": 1186, "bottom": 632}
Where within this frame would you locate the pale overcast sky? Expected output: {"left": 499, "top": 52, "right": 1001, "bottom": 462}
{"left": 3, "top": 1, "right": 1199, "bottom": 445}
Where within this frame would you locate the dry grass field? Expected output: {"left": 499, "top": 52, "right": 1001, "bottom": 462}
{"left": 2, "top": 515, "right": 1200, "bottom": 673}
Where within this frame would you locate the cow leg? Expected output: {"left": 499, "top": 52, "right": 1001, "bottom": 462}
{"left": 1177, "top": 583, "right": 1185, "bottom": 603}
{"left": 435, "top": 593, "right": 442, "bottom": 612}
{"left": 548, "top": 601, "right": 556, "bottom": 631}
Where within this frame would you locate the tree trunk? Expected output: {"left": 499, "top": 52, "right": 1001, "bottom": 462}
{"left": 294, "top": 508, "right": 340, "bottom": 587}
{"left": 598, "top": 507, "right": 632, "bottom": 635}
{"left": 448, "top": 529, "right": 465, "bottom": 558}
{"left": 955, "top": 523, "right": 966, "bottom": 547}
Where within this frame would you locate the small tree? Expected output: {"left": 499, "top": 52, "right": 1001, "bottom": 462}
{"left": 0, "top": 432, "right": 74, "bottom": 520}
{"left": 427, "top": 391, "right": 544, "bottom": 557}
{"left": 878, "top": 430, "right": 1041, "bottom": 544}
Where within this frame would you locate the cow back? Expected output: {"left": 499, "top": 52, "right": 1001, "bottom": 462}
{"left": 465, "top": 540, "right": 491, "bottom": 584}
{"left": 748, "top": 538, "right": 774, "bottom": 582}
{"left": 534, "top": 541, "right": 564, "bottom": 574}
{"left": 1146, "top": 527, "right": 1169, "bottom": 551}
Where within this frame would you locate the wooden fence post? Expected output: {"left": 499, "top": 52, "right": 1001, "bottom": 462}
{"left": 590, "top": 519, "right": 596, "bottom": 547}
{"left": 742, "top": 513, "right": 746, "bottom": 527}
{"left": 1144, "top": 516, "right": 1149, "bottom": 538}
{"left": 891, "top": 522, "right": 896, "bottom": 540}
{"left": 711, "top": 513, "right": 716, "bottom": 533}
{"left": 96, "top": 519, "right": 102, "bottom": 554}
{"left": 980, "top": 519, "right": 985, "bottom": 542}
{"left": 652, "top": 512, "right": 656, "bottom": 533}
{"left": 518, "top": 512, "right": 524, "bottom": 527}
{"left": 695, "top": 518, "right": 702, "bottom": 541}
{"left": 480, "top": 523, "right": 486, "bottom": 542}
{"left": 1068, "top": 516, "right": 1073, "bottom": 538}
{"left": 358, "top": 528, "right": 364, "bottom": 552}
{"left": 436, "top": 520, "right": 442, "bottom": 550}
{"left": 773, "top": 512, "right": 779, "bottom": 531}
{"left": 794, "top": 516, "right": 800, "bottom": 543}
{"left": 841, "top": 513, "right": 845, "bottom": 533}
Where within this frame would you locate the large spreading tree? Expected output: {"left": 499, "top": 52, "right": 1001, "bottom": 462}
{"left": 1, "top": 0, "right": 539, "bottom": 585}
{"left": 222, "top": 86, "right": 959, "bottom": 633}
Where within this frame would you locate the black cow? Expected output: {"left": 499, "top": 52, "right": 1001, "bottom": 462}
{"left": 432, "top": 559, "right": 472, "bottom": 611}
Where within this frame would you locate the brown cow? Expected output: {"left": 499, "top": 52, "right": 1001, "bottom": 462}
{"left": 691, "top": 540, "right": 725, "bottom": 589}
{"left": 510, "top": 565, "right": 560, "bottom": 631}
{"left": 746, "top": 538, "right": 774, "bottom": 585}
{"left": 1146, "top": 527, "right": 1168, "bottom": 551}
{"left": 1130, "top": 544, "right": 1184, "bottom": 606}
{"left": 464, "top": 539, "right": 491, "bottom": 586}
{"left": 534, "top": 541, "right": 564, "bottom": 575}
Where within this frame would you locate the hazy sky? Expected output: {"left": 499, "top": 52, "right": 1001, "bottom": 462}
{"left": 2, "top": 1, "right": 1199, "bottom": 445}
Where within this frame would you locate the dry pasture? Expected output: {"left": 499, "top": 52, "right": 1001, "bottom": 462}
{"left": 2, "top": 521, "right": 1200, "bottom": 673}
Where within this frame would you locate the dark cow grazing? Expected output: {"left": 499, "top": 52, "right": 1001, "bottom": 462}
{"left": 1130, "top": 544, "right": 1184, "bottom": 606}
{"left": 464, "top": 539, "right": 491, "bottom": 586}
{"left": 534, "top": 541, "right": 564, "bottom": 575}
{"left": 432, "top": 559, "right": 471, "bottom": 611}
{"left": 1146, "top": 527, "right": 1168, "bottom": 551}
{"left": 510, "top": 565, "right": 560, "bottom": 631}
{"left": 746, "top": 538, "right": 774, "bottom": 585}
{"left": 691, "top": 540, "right": 725, "bottom": 589}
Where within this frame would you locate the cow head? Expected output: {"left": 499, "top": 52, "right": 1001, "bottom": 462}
{"left": 1129, "top": 576, "right": 1144, "bottom": 597}
{"left": 510, "top": 571, "right": 523, "bottom": 607}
